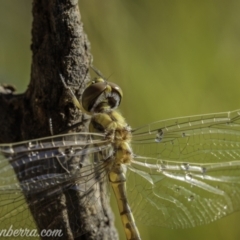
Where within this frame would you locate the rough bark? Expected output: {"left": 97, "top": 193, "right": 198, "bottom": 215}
{"left": 0, "top": 0, "right": 117, "bottom": 239}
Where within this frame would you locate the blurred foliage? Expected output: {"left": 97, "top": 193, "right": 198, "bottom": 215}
{"left": 1, "top": 1, "right": 240, "bottom": 240}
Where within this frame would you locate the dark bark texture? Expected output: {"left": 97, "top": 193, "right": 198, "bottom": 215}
{"left": 0, "top": 0, "right": 117, "bottom": 239}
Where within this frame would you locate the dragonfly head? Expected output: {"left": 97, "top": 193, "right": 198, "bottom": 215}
{"left": 82, "top": 78, "right": 123, "bottom": 114}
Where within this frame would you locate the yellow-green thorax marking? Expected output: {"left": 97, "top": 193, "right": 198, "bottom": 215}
{"left": 82, "top": 78, "right": 141, "bottom": 240}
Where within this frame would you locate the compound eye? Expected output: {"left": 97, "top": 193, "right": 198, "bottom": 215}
{"left": 82, "top": 78, "right": 123, "bottom": 113}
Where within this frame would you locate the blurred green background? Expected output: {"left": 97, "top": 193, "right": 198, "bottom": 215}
{"left": 1, "top": 1, "right": 240, "bottom": 240}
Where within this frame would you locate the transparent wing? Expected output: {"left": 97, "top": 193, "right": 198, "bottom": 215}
{"left": 0, "top": 132, "right": 113, "bottom": 238}
{"left": 127, "top": 109, "right": 240, "bottom": 228}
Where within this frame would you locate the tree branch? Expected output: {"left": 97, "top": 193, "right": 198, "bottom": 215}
{"left": 0, "top": 0, "right": 117, "bottom": 239}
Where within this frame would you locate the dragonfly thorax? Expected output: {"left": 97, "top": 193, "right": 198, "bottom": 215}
{"left": 90, "top": 110, "right": 133, "bottom": 164}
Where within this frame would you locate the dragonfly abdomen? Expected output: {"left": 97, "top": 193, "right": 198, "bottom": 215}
{"left": 109, "top": 164, "right": 141, "bottom": 240}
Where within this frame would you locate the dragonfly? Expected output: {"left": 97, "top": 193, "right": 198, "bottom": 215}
{"left": 1, "top": 76, "right": 240, "bottom": 240}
